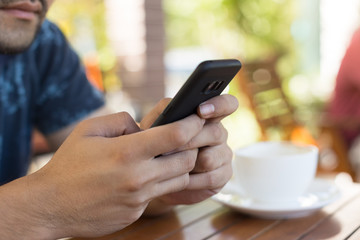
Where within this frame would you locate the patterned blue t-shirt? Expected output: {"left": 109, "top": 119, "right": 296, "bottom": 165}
{"left": 0, "top": 20, "right": 105, "bottom": 184}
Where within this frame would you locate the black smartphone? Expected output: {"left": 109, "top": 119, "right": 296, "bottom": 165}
{"left": 151, "top": 59, "right": 242, "bottom": 127}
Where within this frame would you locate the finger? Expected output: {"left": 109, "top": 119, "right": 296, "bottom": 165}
{"left": 197, "top": 94, "right": 239, "bottom": 122}
{"left": 75, "top": 112, "right": 140, "bottom": 137}
{"left": 112, "top": 150, "right": 197, "bottom": 198}
{"left": 140, "top": 98, "right": 172, "bottom": 129}
{"left": 186, "top": 163, "right": 233, "bottom": 190}
{"left": 144, "top": 149, "right": 198, "bottom": 183}
{"left": 192, "top": 143, "right": 233, "bottom": 173}
{"left": 152, "top": 174, "right": 190, "bottom": 199}
{"left": 175, "top": 123, "right": 228, "bottom": 152}
{"left": 115, "top": 114, "right": 205, "bottom": 159}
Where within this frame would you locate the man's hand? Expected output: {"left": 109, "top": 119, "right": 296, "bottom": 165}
{"left": 141, "top": 94, "right": 239, "bottom": 214}
{"left": 0, "top": 112, "right": 206, "bottom": 239}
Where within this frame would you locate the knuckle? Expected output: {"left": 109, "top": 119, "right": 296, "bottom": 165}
{"left": 178, "top": 174, "right": 190, "bottom": 191}
{"left": 170, "top": 124, "right": 190, "bottom": 146}
{"left": 121, "top": 192, "right": 149, "bottom": 211}
{"left": 212, "top": 124, "right": 223, "bottom": 140}
{"left": 182, "top": 175, "right": 190, "bottom": 190}
{"left": 222, "top": 126, "right": 229, "bottom": 140}
{"left": 195, "top": 116, "right": 205, "bottom": 130}
{"left": 223, "top": 145, "right": 233, "bottom": 162}
{"left": 124, "top": 176, "right": 146, "bottom": 192}
{"left": 217, "top": 164, "right": 233, "bottom": 187}
{"left": 182, "top": 150, "right": 197, "bottom": 172}
{"left": 130, "top": 194, "right": 148, "bottom": 207}
{"left": 170, "top": 116, "right": 204, "bottom": 147}
{"left": 205, "top": 171, "right": 219, "bottom": 188}
{"left": 217, "top": 165, "right": 232, "bottom": 187}
{"left": 117, "top": 111, "right": 133, "bottom": 124}
{"left": 182, "top": 136, "right": 196, "bottom": 149}
{"left": 211, "top": 124, "right": 227, "bottom": 143}
{"left": 226, "top": 164, "right": 233, "bottom": 182}
{"left": 198, "top": 151, "right": 215, "bottom": 171}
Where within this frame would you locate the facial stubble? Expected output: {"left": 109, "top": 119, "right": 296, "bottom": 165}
{"left": 0, "top": 0, "right": 48, "bottom": 54}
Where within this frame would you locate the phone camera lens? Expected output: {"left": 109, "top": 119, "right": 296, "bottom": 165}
{"left": 202, "top": 81, "right": 224, "bottom": 94}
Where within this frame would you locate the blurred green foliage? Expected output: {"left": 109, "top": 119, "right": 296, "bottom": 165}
{"left": 163, "top": 0, "right": 302, "bottom": 98}
{"left": 164, "top": 0, "right": 296, "bottom": 61}
{"left": 48, "top": 0, "right": 107, "bottom": 57}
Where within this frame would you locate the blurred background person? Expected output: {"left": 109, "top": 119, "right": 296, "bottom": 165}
{"left": 328, "top": 27, "right": 360, "bottom": 181}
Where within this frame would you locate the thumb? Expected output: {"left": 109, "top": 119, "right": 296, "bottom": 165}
{"left": 76, "top": 112, "right": 141, "bottom": 138}
{"left": 140, "top": 98, "right": 172, "bottom": 129}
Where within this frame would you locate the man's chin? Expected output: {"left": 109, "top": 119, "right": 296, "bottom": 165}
{"left": 0, "top": 23, "right": 41, "bottom": 55}
{"left": 0, "top": 43, "right": 33, "bottom": 55}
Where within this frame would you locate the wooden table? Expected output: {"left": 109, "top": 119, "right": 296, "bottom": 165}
{"left": 72, "top": 174, "right": 360, "bottom": 240}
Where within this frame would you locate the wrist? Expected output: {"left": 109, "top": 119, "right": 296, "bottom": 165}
{"left": 0, "top": 173, "right": 60, "bottom": 239}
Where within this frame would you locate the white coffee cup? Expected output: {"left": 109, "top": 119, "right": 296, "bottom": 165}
{"left": 233, "top": 141, "right": 319, "bottom": 203}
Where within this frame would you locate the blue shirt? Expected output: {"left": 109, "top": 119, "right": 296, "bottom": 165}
{"left": 0, "top": 20, "right": 105, "bottom": 184}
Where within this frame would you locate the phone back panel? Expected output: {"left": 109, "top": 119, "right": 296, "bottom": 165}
{"left": 152, "top": 59, "right": 242, "bottom": 127}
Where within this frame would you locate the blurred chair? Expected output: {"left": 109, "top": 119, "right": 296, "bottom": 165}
{"left": 236, "top": 57, "right": 299, "bottom": 141}
{"left": 235, "top": 57, "right": 356, "bottom": 180}
{"left": 316, "top": 114, "right": 356, "bottom": 180}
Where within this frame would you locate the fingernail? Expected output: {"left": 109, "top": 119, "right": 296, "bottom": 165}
{"left": 199, "top": 103, "right": 215, "bottom": 116}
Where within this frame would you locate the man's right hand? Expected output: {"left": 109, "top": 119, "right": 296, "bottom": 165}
{"left": 0, "top": 112, "right": 205, "bottom": 239}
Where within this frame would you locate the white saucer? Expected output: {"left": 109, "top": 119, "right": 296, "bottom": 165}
{"left": 212, "top": 178, "right": 340, "bottom": 219}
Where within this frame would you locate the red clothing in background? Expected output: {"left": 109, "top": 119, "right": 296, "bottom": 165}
{"left": 329, "top": 28, "right": 360, "bottom": 146}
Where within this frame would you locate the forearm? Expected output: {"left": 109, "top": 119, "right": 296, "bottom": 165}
{"left": 0, "top": 174, "right": 58, "bottom": 240}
